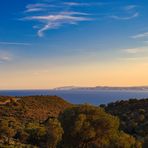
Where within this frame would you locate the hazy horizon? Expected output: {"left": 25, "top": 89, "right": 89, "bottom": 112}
{"left": 1, "top": 85, "right": 148, "bottom": 91}
{"left": 1, "top": 0, "right": 148, "bottom": 89}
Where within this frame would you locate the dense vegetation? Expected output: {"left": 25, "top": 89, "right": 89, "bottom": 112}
{"left": 0, "top": 96, "right": 147, "bottom": 147}
{"left": 59, "top": 105, "right": 141, "bottom": 148}
{"left": 104, "top": 99, "right": 148, "bottom": 148}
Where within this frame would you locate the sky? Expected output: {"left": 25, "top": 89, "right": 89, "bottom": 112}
{"left": 0, "top": 0, "right": 148, "bottom": 89}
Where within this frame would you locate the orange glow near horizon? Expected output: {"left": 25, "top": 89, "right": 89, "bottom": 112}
{"left": 1, "top": 60, "right": 148, "bottom": 89}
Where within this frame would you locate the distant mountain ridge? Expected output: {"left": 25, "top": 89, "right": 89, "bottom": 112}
{"left": 53, "top": 86, "right": 148, "bottom": 91}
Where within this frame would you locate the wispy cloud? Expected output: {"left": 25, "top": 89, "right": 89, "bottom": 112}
{"left": 131, "top": 32, "right": 148, "bottom": 39}
{"left": 123, "top": 5, "right": 137, "bottom": 11}
{"left": 63, "top": 2, "right": 105, "bottom": 7}
{"left": 63, "top": 2, "right": 90, "bottom": 6}
{"left": 143, "top": 41, "right": 148, "bottom": 44}
{"left": 120, "top": 56, "right": 148, "bottom": 61}
{"left": 110, "top": 4, "right": 139, "bottom": 21}
{"left": 0, "top": 42, "right": 31, "bottom": 46}
{"left": 110, "top": 12, "right": 139, "bottom": 20}
{"left": 22, "top": 1, "right": 139, "bottom": 37}
{"left": 25, "top": 3, "right": 52, "bottom": 13}
{"left": 123, "top": 46, "right": 148, "bottom": 54}
{"left": 0, "top": 50, "right": 13, "bottom": 63}
{"left": 120, "top": 46, "right": 148, "bottom": 62}
{"left": 24, "top": 12, "right": 92, "bottom": 37}
{"left": 21, "top": 1, "right": 104, "bottom": 37}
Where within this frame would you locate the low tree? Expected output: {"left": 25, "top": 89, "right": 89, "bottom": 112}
{"left": 45, "top": 117, "right": 63, "bottom": 148}
{"left": 143, "top": 136, "right": 148, "bottom": 148}
{"left": 110, "top": 131, "right": 142, "bottom": 148}
{"left": 15, "top": 129, "right": 29, "bottom": 144}
{"left": 0, "top": 117, "right": 20, "bottom": 144}
{"left": 25, "top": 122, "right": 46, "bottom": 146}
{"left": 59, "top": 104, "right": 141, "bottom": 148}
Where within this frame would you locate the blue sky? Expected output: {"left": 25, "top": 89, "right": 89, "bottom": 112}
{"left": 0, "top": 0, "right": 148, "bottom": 89}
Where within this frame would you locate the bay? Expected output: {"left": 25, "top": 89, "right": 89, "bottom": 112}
{"left": 0, "top": 89, "right": 148, "bottom": 105}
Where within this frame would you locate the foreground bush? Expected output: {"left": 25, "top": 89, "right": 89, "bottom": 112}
{"left": 59, "top": 104, "right": 142, "bottom": 148}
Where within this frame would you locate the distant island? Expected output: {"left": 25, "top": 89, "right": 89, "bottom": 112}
{"left": 53, "top": 86, "right": 148, "bottom": 91}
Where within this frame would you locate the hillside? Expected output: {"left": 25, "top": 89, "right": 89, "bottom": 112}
{"left": 19, "top": 96, "right": 72, "bottom": 121}
{"left": 0, "top": 96, "right": 72, "bottom": 147}
{"left": 0, "top": 96, "right": 71, "bottom": 122}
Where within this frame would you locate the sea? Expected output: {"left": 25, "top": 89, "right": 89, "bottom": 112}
{"left": 0, "top": 89, "right": 148, "bottom": 105}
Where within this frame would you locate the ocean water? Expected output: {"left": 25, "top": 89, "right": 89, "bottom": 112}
{"left": 0, "top": 90, "right": 148, "bottom": 105}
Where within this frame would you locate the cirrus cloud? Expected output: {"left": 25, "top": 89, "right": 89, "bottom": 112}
{"left": 22, "top": 1, "right": 140, "bottom": 37}
{"left": 22, "top": 1, "right": 100, "bottom": 37}
{"left": 110, "top": 12, "right": 139, "bottom": 20}
{"left": 131, "top": 32, "right": 148, "bottom": 39}
{"left": 123, "top": 46, "right": 148, "bottom": 54}
{"left": 23, "top": 10, "right": 93, "bottom": 37}
{"left": 0, "top": 50, "right": 13, "bottom": 63}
